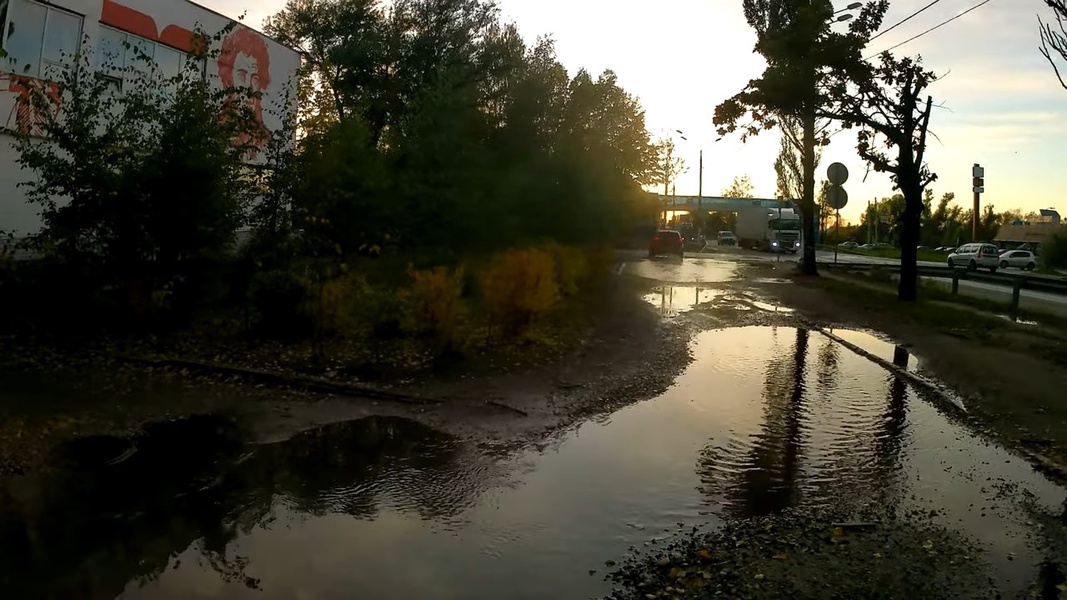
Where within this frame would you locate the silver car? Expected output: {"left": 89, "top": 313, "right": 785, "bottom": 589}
{"left": 947, "top": 243, "right": 1001, "bottom": 272}
{"left": 998, "top": 250, "right": 1037, "bottom": 271}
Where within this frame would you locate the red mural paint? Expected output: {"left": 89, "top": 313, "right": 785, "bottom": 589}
{"left": 101, "top": 0, "right": 195, "bottom": 53}
{"left": 1, "top": 74, "right": 61, "bottom": 136}
{"left": 218, "top": 28, "right": 272, "bottom": 152}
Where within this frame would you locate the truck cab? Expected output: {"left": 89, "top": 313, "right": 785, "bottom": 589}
{"left": 736, "top": 205, "right": 802, "bottom": 253}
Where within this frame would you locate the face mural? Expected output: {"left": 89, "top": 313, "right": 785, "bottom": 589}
{"left": 218, "top": 28, "right": 272, "bottom": 153}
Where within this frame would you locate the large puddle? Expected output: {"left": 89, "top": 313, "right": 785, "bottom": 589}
{"left": 627, "top": 257, "right": 738, "bottom": 284}
{"left": 2, "top": 327, "right": 1065, "bottom": 598}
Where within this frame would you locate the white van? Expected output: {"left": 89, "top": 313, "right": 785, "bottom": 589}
{"left": 947, "top": 243, "right": 1001, "bottom": 272}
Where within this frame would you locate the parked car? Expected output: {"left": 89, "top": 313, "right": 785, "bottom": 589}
{"left": 717, "top": 231, "right": 737, "bottom": 246}
{"left": 999, "top": 250, "right": 1037, "bottom": 271}
{"left": 947, "top": 243, "right": 1001, "bottom": 272}
{"left": 649, "top": 230, "right": 684, "bottom": 258}
{"left": 838, "top": 241, "right": 858, "bottom": 249}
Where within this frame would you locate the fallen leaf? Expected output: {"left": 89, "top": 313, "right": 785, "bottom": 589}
{"left": 695, "top": 549, "right": 712, "bottom": 560}
{"left": 832, "top": 527, "right": 845, "bottom": 537}
{"left": 773, "top": 552, "right": 787, "bottom": 560}
{"left": 668, "top": 567, "right": 686, "bottom": 579}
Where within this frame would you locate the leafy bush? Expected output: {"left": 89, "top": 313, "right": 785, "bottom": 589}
{"left": 480, "top": 248, "right": 559, "bottom": 333}
{"left": 542, "top": 243, "right": 614, "bottom": 297}
{"left": 248, "top": 268, "right": 311, "bottom": 339}
{"left": 1042, "top": 226, "right": 1067, "bottom": 270}
{"left": 543, "top": 243, "right": 589, "bottom": 297}
{"left": 309, "top": 272, "right": 358, "bottom": 340}
{"left": 400, "top": 266, "right": 466, "bottom": 346}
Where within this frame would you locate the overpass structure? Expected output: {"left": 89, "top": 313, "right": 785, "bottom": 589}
{"left": 659, "top": 195, "right": 800, "bottom": 213}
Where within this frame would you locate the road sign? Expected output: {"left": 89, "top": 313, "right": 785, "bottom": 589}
{"left": 972, "top": 164, "right": 984, "bottom": 178}
{"left": 826, "top": 185, "right": 848, "bottom": 210}
{"left": 827, "top": 162, "right": 849, "bottom": 185}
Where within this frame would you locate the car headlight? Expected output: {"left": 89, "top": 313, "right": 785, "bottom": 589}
{"left": 795, "top": 242, "right": 800, "bottom": 247}
{"left": 772, "top": 241, "right": 778, "bottom": 246}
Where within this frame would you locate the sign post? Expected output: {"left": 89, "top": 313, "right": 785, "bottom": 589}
{"left": 972, "top": 163, "right": 984, "bottom": 241}
{"left": 826, "top": 162, "right": 850, "bottom": 265}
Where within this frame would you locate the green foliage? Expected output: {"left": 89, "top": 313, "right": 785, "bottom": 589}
{"left": 1042, "top": 226, "right": 1067, "bottom": 269}
{"left": 248, "top": 267, "right": 312, "bottom": 339}
{"left": 265, "top": 0, "right": 656, "bottom": 254}
{"left": 7, "top": 0, "right": 654, "bottom": 362}
{"left": 15, "top": 28, "right": 261, "bottom": 315}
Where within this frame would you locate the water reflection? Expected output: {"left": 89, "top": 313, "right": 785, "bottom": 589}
{"left": 2, "top": 327, "right": 1065, "bottom": 598}
{"left": 0, "top": 415, "right": 486, "bottom": 599}
{"left": 697, "top": 329, "right": 918, "bottom": 519}
{"left": 734, "top": 327, "right": 807, "bottom": 517}
{"left": 642, "top": 286, "right": 722, "bottom": 316}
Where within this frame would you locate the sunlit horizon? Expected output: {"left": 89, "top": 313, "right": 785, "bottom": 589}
{"left": 202, "top": 0, "right": 1067, "bottom": 222}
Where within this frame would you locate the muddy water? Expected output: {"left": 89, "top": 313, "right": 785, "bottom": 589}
{"left": 3, "top": 327, "right": 1066, "bottom": 599}
{"left": 627, "top": 257, "right": 738, "bottom": 284}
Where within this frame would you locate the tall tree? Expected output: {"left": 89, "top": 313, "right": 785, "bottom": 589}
{"left": 723, "top": 175, "right": 756, "bottom": 198}
{"left": 715, "top": 0, "right": 886, "bottom": 275}
{"left": 653, "top": 138, "right": 686, "bottom": 223}
{"left": 816, "top": 180, "right": 835, "bottom": 238}
{"left": 774, "top": 114, "right": 826, "bottom": 200}
{"left": 821, "top": 53, "right": 937, "bottom": 301}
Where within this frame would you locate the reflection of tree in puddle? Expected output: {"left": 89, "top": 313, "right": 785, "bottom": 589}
{"left": 698, "top": 327, "right": 808, "bottom": 518}
{"left": 0, "top": 415, "right": 489, "bottom": 598}
{"left": 697, "top": 329, "right": 912, "bottom": 519}
{"left": 644, "top": 286, "right": 722, "bottom": 316}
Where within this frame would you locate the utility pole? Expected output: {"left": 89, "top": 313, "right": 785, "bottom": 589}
{"left": 697, "top": 148, "right": 703, "bottom": 236}
{"left": 972, "top": 163, "right": 984, "bottom": 241}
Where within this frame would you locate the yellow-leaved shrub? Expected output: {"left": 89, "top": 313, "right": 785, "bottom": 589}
{"left": 400, "top": 266, "right": 466, "bottom": 347}
{"left": 543, "top": 242, "right": 589, "bottom": 297}
{"left": 480, "top": 248, "right": 559, "bottom": 332}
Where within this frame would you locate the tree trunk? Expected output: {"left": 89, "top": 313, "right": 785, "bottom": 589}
{"left": 800, "top": 110, "right": 818, "bottom": 275}
{"left": 898, "top": 183, "right": 922, "bottom": 301}
{"left": 899, "top": 96, "right": 934, "bottom": 302}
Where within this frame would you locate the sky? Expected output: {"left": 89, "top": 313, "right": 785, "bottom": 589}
{"left": 200, "top": 0, "right": 1067, "bottom": 222}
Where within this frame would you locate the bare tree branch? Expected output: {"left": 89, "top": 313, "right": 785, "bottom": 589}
{"left": 1040, "top": 2, "right": 1067, "bottom": 90}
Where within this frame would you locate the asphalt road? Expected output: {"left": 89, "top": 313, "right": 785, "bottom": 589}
{"left": 625, "top": 244, "right": 1067, "bottom": 319}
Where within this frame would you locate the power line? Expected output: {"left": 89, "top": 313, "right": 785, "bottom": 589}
{"left": 869, "top": 0, "right": 944, "bottom": 42}
{"left": 866, "top": 0, "right": 997, "bottom": 58}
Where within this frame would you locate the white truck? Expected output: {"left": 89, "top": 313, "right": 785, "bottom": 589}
{"left": 736, "top": 205, "right": 802, "bottom": 253}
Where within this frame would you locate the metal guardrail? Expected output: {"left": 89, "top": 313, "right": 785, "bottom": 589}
{"left": 818, "top": 261, "right": 1067, "bottom": 315}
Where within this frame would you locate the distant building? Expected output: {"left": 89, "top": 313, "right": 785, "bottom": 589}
{"left": 994, "top": 209, "right": 1061, "bottom": 248}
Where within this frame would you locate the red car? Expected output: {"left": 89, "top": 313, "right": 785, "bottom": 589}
{"left": 649, "top": 229, "right": 684, "bottom": 258}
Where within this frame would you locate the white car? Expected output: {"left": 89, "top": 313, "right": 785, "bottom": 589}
{"left": 998, "top": 250, "right": 1037, "bottom": 271}
{"left": 947, "top": 243, "right": 1001, "bottom": 272}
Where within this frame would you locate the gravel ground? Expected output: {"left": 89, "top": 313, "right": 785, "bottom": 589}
{"left": 604, "top": 505, "right": 997, "bottom": 600}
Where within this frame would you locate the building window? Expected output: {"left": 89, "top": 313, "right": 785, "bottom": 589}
{"left": 97, "top": 25, "right": 196, "bottom": 95}
{"left": 2, "top": 0, "right": 83, "bottom": 79}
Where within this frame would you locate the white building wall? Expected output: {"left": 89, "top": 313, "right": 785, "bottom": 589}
{"left": 0, "top": 0, "right": 301, "bottom": 237}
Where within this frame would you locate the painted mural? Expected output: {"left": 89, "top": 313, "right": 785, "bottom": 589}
{"left": 2, "top": 74, "right": 60, "bottom": 137}
{"left": 99, "top": 0, "right": 298, "bottom": 159}
{"left": 1, "top": 0, "right": 298, "bottom": 158}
